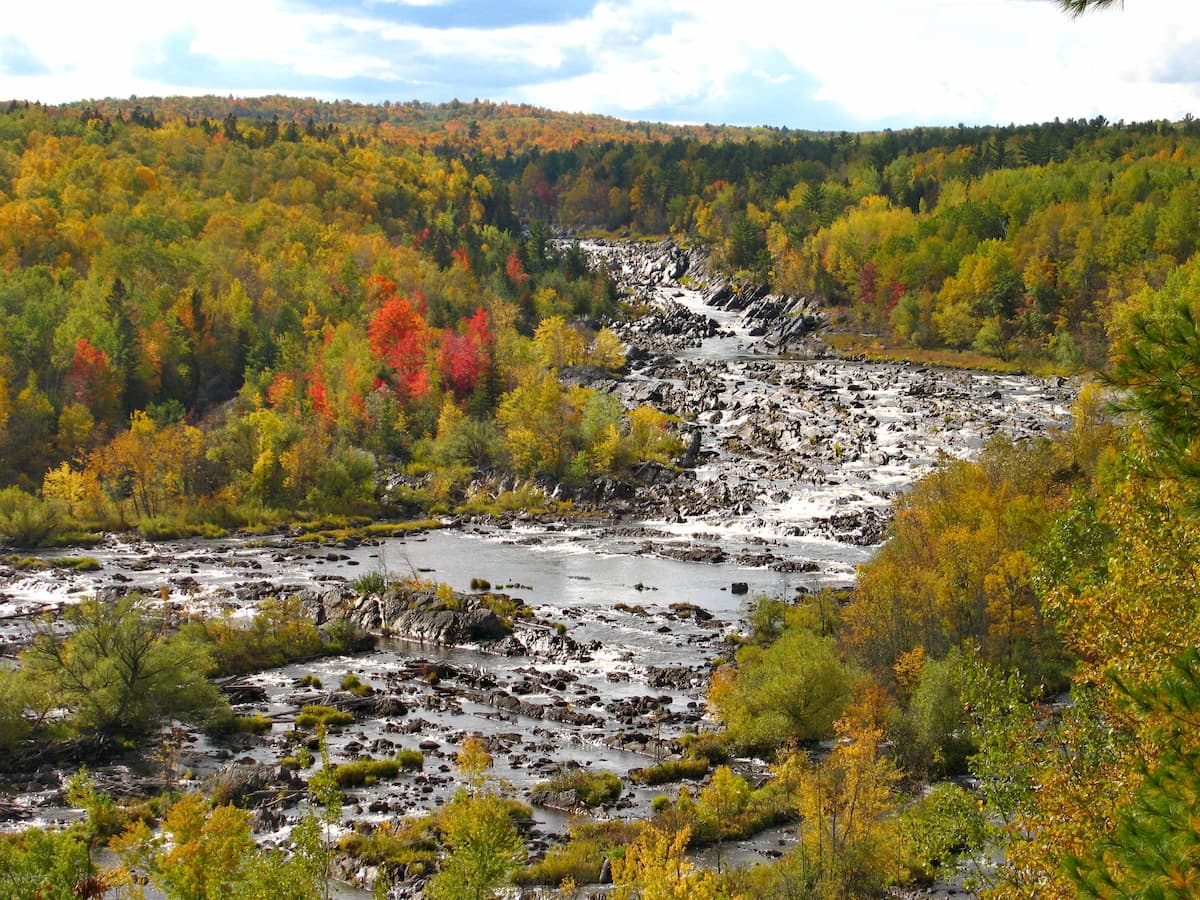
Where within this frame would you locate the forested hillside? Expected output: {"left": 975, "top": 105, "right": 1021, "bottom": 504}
{"left": 515, "top": 116, "right": 1200, "bottom": 367}
{"left": 91, "top": 96, "right": 1200, "bottom": 372}
{"left": 0, "top": 100, "right": 680, "bottom": 539}
{"left": 7, "top": 95, "right": 1200, "bottom": 536}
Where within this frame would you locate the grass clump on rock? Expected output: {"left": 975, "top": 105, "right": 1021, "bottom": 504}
{"left": 339, "top": 815, "right": 441, "bottom": 881}
{"left": 204, "top": 712, "right": 272, "bottom": 737}
{"left": 339, "top": 673, "right": 372, "bottom": 696}
{"left": 632, "top": 757, "right": 711, "bottom": 786}
{"left": 280, "top": 746, "right": 315, "bottom": 770}
{"left": 294, "top": 705, "right": 354, "bottom": 730}
{"left": 351, "top": 570, "right": 389, "bottom": 595}
{"left": 330, "top": 751, "right": 423, "bottom": 788}
{"left": 532, "top": 769, "right": 622, "bottom": 808}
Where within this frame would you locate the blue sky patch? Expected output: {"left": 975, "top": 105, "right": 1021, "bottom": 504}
{"left": 0, "top": 35, "right": 50, "bottom": 77}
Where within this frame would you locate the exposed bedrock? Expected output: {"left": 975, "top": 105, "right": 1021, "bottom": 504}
{"left": 323, "top": 587, "right": 511, "bottom": 644}
{"left": 582, "top": 237, "right": 829, "bottom": 354}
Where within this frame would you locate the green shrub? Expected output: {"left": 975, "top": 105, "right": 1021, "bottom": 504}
{"left": 455, "top": 485, "right": 556, "bottom": 517}
{"left": 297, "top": 674, "right": 323, "bottom": 689}
{"left": 478, "top": 592, "right": 534, "bottom": 623}
{"left": 0, "top": 826, "right": 93, "bottom": 896}
{"left": 743, "top": 594, "right": 789, "bottom": 645}
{"left": 352, "top": 570, "right": 388, "bottom": 595}
{"left": 632, "top": 757, "right": 710, "bottom": 785}
{"left": 710, "top": 628, "right": 856, "bottom": 753}
{"left": 0, "top": 670, "right": 31, "bottom": 751}
{"left": 890, "top": 649, "right": 976, "bottom": 777}
{"left": 184, "top": 595, "right": 357, "bottom": 676}
{"left": 678, "top": 732, "right": 730, "bottom": 763}
{"left": 65, "top": 770, "right": 129, "bottom": 840}
{"left": 17, "top": 594, "right": 226, "bottom": 740}
{"left": 514, "top": 821, "right": 641, "bottom": 887}
{"left": 281, "top": 747, "right": 315, "bottom": 769}
{"left": 322, "top": 619, "right": 362, "bottom": 653}
{"left": 900, "top": 782, "right": 987, "bottom": 883}
{"left": 0, "top": 487, "right": 60, "bottom": 547}
{"left": 295, "top": 705, "right": 354, "bottom": 730}
{"left": 691, "top": 766, "right": 796, "bottom": 847}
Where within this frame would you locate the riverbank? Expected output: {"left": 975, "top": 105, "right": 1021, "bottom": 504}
{"left": 823, "top": 331, "right": 1072, "bottom": 376}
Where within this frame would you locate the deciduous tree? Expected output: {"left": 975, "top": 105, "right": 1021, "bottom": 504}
{"left": 426, "top": 736, "right": 525, "bottom": 900}
{"left": 20, "top": 594, "right": 225, "bottom": 739}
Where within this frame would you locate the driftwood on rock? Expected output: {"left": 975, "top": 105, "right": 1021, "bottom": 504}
{"left": 0, "top": 734, "right": 115, "bottom": 774}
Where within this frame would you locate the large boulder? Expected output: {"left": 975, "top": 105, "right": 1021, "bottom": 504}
{"left": 325, "top": 588, "right": 513, "bottom": 646}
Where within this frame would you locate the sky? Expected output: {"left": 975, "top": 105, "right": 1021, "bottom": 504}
{"left": 2, "top": 0, "right": 1199, "bottom": 131}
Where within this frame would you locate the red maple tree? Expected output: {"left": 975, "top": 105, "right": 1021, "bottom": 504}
{"left": 440, "top": 306, "right": 492, "bottom": 399}
{"left": 367, "top": 276, "right": 431, "bottom": 400}
{"left": 65, "top": 337, "right": 121, "bottom": 419}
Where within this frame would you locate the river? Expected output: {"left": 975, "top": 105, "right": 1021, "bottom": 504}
{"left": 0, "top": 239, "right": 1076, "bottom": 884}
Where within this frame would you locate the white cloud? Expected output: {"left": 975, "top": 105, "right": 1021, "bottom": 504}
{"left": 3, "top": 0, "right": 1200, "bottom": 127}
{"left": 524, "top": 0, "right": 1200, "bottom": 127}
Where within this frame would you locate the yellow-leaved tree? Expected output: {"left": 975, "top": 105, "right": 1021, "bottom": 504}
{"left": 611, "top": 825, "right": 730, "bottom": 900}
{"left": 93, "top": 410, "right": 205, "bottom": 519}
{"left": 587, "top": 327, "right": 627, "bottom": 371}
{"left": 426, "top": 736, "right": 526, "bottom": 900}
{"left": 532, "top": 316, "right": 585, "bottom": 371}
{"left": 777, "top": 719, "right": 904, "bottom": 898}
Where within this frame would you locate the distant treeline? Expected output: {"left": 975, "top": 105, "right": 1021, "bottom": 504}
{"left": 41, "top": 96, "right": 1200, "bottom": 372}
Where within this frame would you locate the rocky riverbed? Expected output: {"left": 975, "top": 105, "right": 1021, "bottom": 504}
{"left": 565, "top": 239, "right": 1075, "bottom": 563}
{"left": 0, "top": 238, "right": 1076, "bottom": 895}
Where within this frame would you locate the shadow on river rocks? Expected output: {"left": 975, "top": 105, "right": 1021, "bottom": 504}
{"left": 315, "top": 586, "right": 599, "bottom": 663}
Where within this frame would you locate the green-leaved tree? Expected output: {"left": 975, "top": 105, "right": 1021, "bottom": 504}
{"left": 19, "top": 594, "right": 226, "bottom": 740}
